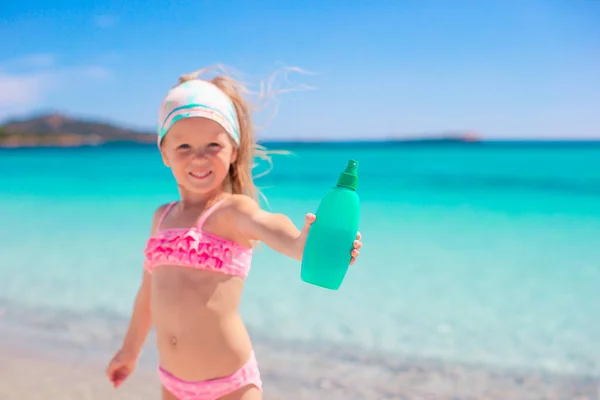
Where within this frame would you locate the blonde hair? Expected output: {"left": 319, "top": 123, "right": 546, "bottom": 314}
{"left": 174, "top": 65, "right": 312, "bottom": 202}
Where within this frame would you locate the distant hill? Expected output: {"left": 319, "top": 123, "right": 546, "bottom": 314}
{"left": 0, "top": 113, "right": 155, "bottom": 148}
{"left": 0, "top": 112, "right": 485, "bottom": 148}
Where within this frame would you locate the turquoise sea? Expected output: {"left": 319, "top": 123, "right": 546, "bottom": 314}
{"left": 1, "top": 142, "right": 599, "bottom": 378}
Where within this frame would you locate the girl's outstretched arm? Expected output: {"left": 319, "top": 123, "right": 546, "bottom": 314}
{"left": 232, "top": 195, "right": 361, "bottom": 262}
{"left": 233, "top": 195, "right": 306, "bottom": 260}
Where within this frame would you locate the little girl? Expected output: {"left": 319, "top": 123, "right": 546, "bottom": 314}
{"left": 105, "top": 67, "right": 362, "bottom": 400}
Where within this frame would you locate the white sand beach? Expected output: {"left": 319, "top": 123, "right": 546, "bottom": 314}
{"left": 0, "top": 335, "right": 597, "bottom": 400}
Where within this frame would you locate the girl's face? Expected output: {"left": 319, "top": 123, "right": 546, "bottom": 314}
{"left": 160, "top": 117, "right": 237, "bottom": 196}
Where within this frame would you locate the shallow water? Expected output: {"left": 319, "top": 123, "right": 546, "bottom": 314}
{"left": 1, "top": 143, "right": 599, "bottom": 379}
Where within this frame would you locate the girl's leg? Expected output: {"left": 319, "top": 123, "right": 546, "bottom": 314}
{"left": 219, "top": 384, "right": 262, "bottom": 400}
{"left": 162, "top": 385, "right": 179, "bottom": 400}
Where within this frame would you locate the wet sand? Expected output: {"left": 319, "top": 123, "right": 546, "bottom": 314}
{"left": 0, "top": 337, "right": 597, "bottom": 400}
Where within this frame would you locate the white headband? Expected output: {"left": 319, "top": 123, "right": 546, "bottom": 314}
{"left": 157, "top": 80, "right": 240, "bottom": 145}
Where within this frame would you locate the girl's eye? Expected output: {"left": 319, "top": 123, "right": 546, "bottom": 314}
{"left": 177, "top": 144, "right": 190, "bottom": 150}
{"left": 208, "top": 143, "right": 222, "bottom": 148}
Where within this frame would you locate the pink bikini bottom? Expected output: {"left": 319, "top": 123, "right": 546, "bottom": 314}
{"left": 158, "top": 352, "right": 263, "bottom": 400}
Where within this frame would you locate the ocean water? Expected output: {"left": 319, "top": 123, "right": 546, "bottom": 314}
{"left": 1, "top": 143, "right": 599, "bottom": 377}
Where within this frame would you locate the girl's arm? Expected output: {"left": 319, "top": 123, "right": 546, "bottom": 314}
{"left": 119, "top": 204, "right": 167, "bottom": 355}
{"left": 120, "top": 270, "right": 152, "bottom": 356}
{"left": 233, "top": 195, "right": 317, "bottom": 261}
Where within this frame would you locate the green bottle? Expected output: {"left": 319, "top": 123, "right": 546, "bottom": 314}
{"left": 301, "top": 159, "right": 360, "bottom": 290}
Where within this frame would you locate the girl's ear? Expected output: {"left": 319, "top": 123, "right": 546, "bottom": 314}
{"left": 160, "top": 147, "right": 171, "bottom": 167}
{"left": 230, "top": 145, "right": 238, "bottom": 165}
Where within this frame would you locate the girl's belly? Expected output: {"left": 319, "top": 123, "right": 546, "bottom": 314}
{"left": 150, "top": 267, "right": 253, "bottom": 381}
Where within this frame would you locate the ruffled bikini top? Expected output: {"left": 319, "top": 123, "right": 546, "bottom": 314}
{"left": 143, "top": 198, "right": 253, "bottom": 279}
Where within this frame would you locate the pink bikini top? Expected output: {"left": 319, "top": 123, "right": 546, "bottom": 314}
{"left": 143, "top": 199, "right": 253, "bottom": 279}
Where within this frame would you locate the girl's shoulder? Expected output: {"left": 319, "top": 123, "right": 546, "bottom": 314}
{"left": 225, "top": 194, "right": 259, "bottom": 213}
{"left": 150, "top": 202, "right": 176, "bottom": 233}
{"left": 209, "top": 194, "right": 262, "bottom": 229}
{"left": 155, "top": 202, "right": 175, "bottom": 214}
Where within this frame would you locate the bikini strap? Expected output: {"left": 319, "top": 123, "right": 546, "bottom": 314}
{"left": 197, "top": 198, "right": 228, "bottom": 228}
{"left": 157, "top": 201, "right": 177, "bottom": 230}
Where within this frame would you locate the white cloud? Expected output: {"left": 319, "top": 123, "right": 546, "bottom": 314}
{"left": 0, "top": 72, "right": 48, "bottom": 106}
{"left": 17, "top": 53, "right": 56, "bottom": 68}
{"left": 93, "top": 14, "right": 118, "bottom": 28}
{"left": 0, "top": 71, "right": 58, "bottom": 120}
{"left": 0, "top": 54, "right": 112, "bottom": 121}
{"left": 2, "top": 53, "right": 56, "bottom": 69}
{"left": 81, "top": 66, "right": 112, "bottom": 79}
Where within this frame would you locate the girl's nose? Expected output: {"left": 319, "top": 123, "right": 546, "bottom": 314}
{"left": 192, "top": 148, "right": 208, "bottom": 160}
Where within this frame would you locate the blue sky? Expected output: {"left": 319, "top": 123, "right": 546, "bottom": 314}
{"left": 1, "top": 0, "right": 599, "bottom": 140}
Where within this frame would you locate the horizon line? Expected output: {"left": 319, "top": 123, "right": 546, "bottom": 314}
{"left": 2, "top": 111, "right": 598, "bottom": 144}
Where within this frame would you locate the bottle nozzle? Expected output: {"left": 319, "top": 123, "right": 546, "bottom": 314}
{"left": 337, "top": 159, "right": 359, "bottom": 190}
{"left": 345, "top": 160, "right": 358, "bottom": 174}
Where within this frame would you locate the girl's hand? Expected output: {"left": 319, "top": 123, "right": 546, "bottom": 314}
{"left": 350, "top": 231, "right": 362, "bottom": 265}
{"left": 106, "top": 348, "right": 138, "bottom": 388}
{"left": 300, "top": 213, "right": 363, "bottom": 265}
